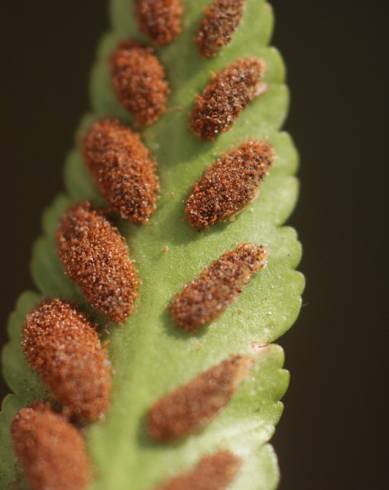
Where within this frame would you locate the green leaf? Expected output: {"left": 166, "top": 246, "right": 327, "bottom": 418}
{"left": 0, "top": 1, "right": 304, "bottom": 489}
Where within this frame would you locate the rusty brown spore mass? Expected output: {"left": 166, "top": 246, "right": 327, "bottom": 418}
{"left": 136, "top": 0, "right": 183, "bottom": 46}
{"left": 156, "top": 451, "right": 242, "bottom": 490}
{"left": 56, "top": 201, "right": 139, "bottom": 323}
{"left": 185, "top": 140, "right": 274, "bottom": 230}
{"left": 11, "top": 403, "right": 90, "bottom": 490}
{"left": 23, "top": 299, "right": 111, "bottom": 422}
{"left": 111, "top": 39, "right": 169, "bottom": 126}
{"left": 195, "top": 0, "right": 246, "bottom": 58}
{"left": 169, "top": 243, "right": 267, "bottom": 331}
{"left": 148, "top": 355, "right": 253, "bottom": 441}
{"left": 83, "top": 118, "right": 160, "bottom": 224}
{"left": 190, "top": 57, "right": 266, "bottom": 140}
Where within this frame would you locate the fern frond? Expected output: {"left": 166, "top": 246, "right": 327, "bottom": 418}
{"left": 0, "top": 1, "right": 304, "bottom": 489}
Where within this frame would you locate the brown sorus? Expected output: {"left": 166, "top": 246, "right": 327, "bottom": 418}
{"left": 148, "top": 355, "right": 253, "bottom": 441}
{"left": 136, "top": 0, "right": 183, "bottom": 46}
{"left": 11, "top": 403, "right": 90, "bottom": 490}
{"left": 111, "top": 40, "right": 169, "bottom": 126}
{"left": 156, "top": 451, "right": 242, "bottom": 490}
{"left": 190, "top": 58, "right": 266, "bottom": 140}
{"left": 185, "top": 140, "right": 274, "bottom": 230}
{"left": 23, "top": 299, "right": 111, "bottom": 422}
{"left": 195, "top": 0, "right": 246, "bottom": 58}
{"left": 56, "top": 201, "right": 139, "bottom": 323}
{"left": 83, "top": 118, "right": 160, "bottom": 224}
{"left": 169, "top": 243, "right": 267, "bottom": 331}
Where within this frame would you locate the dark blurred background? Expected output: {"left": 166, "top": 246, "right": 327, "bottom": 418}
{"left": 0, "top": 1, "right": 385, "bottom": 489}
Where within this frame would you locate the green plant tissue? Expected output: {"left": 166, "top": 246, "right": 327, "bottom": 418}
{"left": 0, "top": 1, "right": 304, "bottom": 489}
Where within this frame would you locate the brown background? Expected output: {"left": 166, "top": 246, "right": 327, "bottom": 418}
{"left": 0, "top": 1, "right": 385, "bottom": 489}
